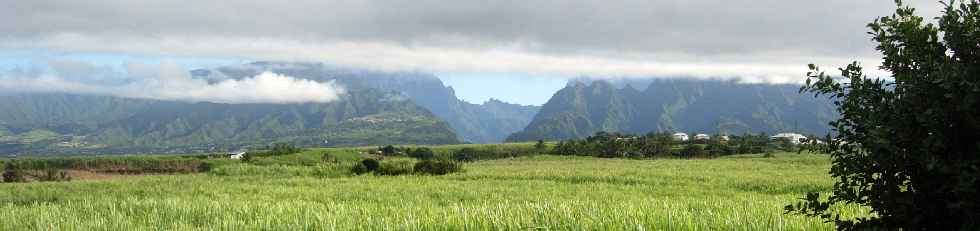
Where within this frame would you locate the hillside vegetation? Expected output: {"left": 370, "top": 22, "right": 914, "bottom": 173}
{"left": 0, "top": 89, "right": 458, "bottom": 155}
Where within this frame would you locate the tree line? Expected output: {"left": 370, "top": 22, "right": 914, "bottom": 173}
{"left": 551, "top": 131, "right": 801, "bottom": 158}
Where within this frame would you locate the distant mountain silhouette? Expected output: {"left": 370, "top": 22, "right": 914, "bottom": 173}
{"left": 507, "top": 79, "right": 836, "bottom": 141}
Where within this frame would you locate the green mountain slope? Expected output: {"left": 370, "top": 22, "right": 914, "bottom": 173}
{"left": 0, "top": 94, "right": 159, "bottom": 135}
{"left": 195, "top": 62, "right": 540, "bottom": 143}
{"left": 506, "top": 80, "right": 837, "bottom": 142}
{"left": 0, "top": 89, "right": 458, "bottom": 155}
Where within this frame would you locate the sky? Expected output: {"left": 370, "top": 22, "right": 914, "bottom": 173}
{"left": 440, "top": 73, "right": 569, "bottom": 106}
{"left": 0, "top": 0, "right": 943, "bottom": 105}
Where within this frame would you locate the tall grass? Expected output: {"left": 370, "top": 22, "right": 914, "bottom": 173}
{"left": 0, "top": 152, "right": 865, "bottom": 230}
{"left": 3, "top": 156, "right": 213, "bottom": 174}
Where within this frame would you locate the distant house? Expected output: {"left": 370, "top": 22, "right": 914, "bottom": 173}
{"left": 770, "top": 133, "right": 808, "bottom": 145}
{"left": 694, "top": 134, "right": 711, "bottom": 141}
{"left": 718, "top": 135, "right": 731, "bottom": 142}
{"left": 228, "top": 151, "right": 247, "bottom": 160}
{"left": 672, "top": 133, "right": 689, "bottom": 141}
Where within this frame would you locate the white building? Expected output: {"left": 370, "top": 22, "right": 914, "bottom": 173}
{"left": 228, "top": 151, "right": 247, "bottom": 159}
{"left": 718, "top": 135, "right": 731, "bottom": 142}
{"left": 672, "top": 133, "right": 689, "bottom": 141}
{"left": 770, "top": 133, "right": 808, "bottom": 145}
{"left": 694, "top": 134, "right": 711, "bottom": 140}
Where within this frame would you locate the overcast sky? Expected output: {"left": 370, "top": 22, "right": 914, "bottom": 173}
{"left": 0, "top": 0, "right": 942, "bottom": 104}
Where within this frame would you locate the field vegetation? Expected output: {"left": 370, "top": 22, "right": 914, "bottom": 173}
{"left": 0, "top": 140, "right": 865, "bottom": 230}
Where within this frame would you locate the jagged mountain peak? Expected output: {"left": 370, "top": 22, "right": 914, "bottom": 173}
{"left": 506, "top": 79, "right": 835, "bottom": 142}
{"left": 196, "top": 62, "right": 539, "bottom": 143}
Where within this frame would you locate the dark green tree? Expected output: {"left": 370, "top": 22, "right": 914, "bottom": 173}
{"left": 414, "top": 159, "right": 463, "bottom": 175}
{"left": 678, "top": 144, "right": 704, "bottom": 158}
{"left": 256, "top": 143, "right": 301, "bottom": 156}
{"left": 534, "top": 139, "right": 546, "bottom": 151}
{"left": 378, "top": 145, "right": 398, "bottom": 156}
{"left": 240, "top": 153, "right": 252, "bottom": 163}
{"left": 453, "top": 148, "right": 478, "bottom": 162}
{"left": 2, "top": 162, "right": 25, "bottom": 183}
{"left": 360, "top": 159, "right": 380, "bottom": 172}
{"left": 705, "top": 139, "right": 734, "bottom": 157}
{"left": 787, "top": 1, "right": 980, "bottom": 229}
{"left": 408, "top": 147, "right": 435, "bottom": 160}
{"left": 641, "top": 133, "right": 674, "bottom": 157}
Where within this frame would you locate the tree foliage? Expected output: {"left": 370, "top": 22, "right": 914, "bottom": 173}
{"left": 407, "top": 147, "right": 435, "bottom": 160}
{"left": 452, "top": 148, "right": 478, "bottom": 162}
{"left": 534, "top": 140, "right": 547, "bottom": 151}
{"left": 378, "top": 145, "right": 398, "bottom": 156}
{"left": 788, "top": 1, "right": 980, "bottom": 229}
{"left": 2, "top": 162, "right": 25, "bottom": 183}
{"left": 414, "top": 159, "right": 463, "bottom": 175}
{"left": 678, "top": 144, "right": 705, "bottom": 158}
{"left": 552, "top": 132, "right": 781, "bottom": 158}
{"left": 267, "top": 143, "right": 302, "bottom": 156}
{"left": 250, "top": 143, "right": 302, "bottom": 157}
{"left": 354, "top": 159, "right": 381, "bottom": 175}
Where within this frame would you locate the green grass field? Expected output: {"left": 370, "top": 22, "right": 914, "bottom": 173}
{"left": 0, "top": 147, "right": 866, "bottom": 230}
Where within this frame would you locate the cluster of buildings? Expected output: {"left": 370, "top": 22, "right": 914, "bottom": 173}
{"left": 671, "top": 133, "right": 729, "bottom": 142}
{"left": 769, "top": 133, "right": 810, "bottom": 145}
{"left": 671, "top": 132, "right": 813, "bottom": 144}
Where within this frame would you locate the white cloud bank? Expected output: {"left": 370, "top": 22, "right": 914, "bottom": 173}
{"left": 0, "top": 61, "right": 345, "bottom": 104}
{"left": 2, "top": 0, "right": 925, "bottom": 83}
{"left": 2, "top": 34, "right": 889, "bottom": 84}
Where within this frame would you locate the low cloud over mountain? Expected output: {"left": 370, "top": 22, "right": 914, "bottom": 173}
{"left": 0, "top": 0, "right": 931, "bottom": 82}
{"left": 0, "top": 60, "right": 345, "bottom": 104}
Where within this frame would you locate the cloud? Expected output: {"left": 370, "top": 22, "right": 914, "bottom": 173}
{"left": 0, "top": 61, "right": 346, "bottom": 104}
{"left": 3, "top": 34, "right": 891, "bottom": 84}
{"left": 0, "top": 0, "right": 940, "bottom": 82}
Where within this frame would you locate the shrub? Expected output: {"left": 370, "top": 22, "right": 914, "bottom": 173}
{"left": 413, "top": 160, "right": 463, "bottom": 175}
{"left": 376, "top": 159, "right": 415, "bottom": 176}
{"left": 361, "top": 159, "right": 380, "bottom": 172}
{"left": 240, "top": 154, "right": 253, "bottom": 163}
{"left": 350, "top": 163, "right": 370, "bottom": 175}
{"left": 37, "top": 168, "right": 71, "bottom": 182}
{"left": 641, "top": 134, "right": 674, "bottom": 158}
{"left": 2, "top": 162, "right": 25, "bottom": 183}
{"left": 378, "top": 145, "right": 398, "bottom": 156}
{"left": 534, "top": 140, "right": 546, "bottom": 150}
{"left": 775, "top": 138, "right": 795, "bottom": 152}
{"left": 624, "top": 151, "right": 644, "bottom": 159}
{"left": 736, "top": 144, "right": 751, "bottom": 154}
{"left": 408, "top": 147, "right": 435, "bottom": 160}
{"left": 678, "top": 145, "right": 705, "bottom": 158}
{"left": 197, "top": 162, "right": 213, "bottom": 172}
{"left": 449, "top": 145, "right": 543, "bottom": 161}
{"left": 321, "top": 152, "right": 338, "bottom": 163}
{"left": 706, "top": 141, "right": 735, "bottom": 156}
{"left": 252, "top": 143, "right": 302, "bottom": 157}
{"left": 452, "top": 148, "right": 478, "bottom": 162}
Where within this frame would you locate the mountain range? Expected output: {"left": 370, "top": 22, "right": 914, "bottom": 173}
{"left": 0, "top": 62, "right": 838, "bottom": 155}
{"left": 194, "top": 62, "right": 540, "bottom": 144}
{"left": 0, "top": 62, "right": 540, "bottom": 155}
{"left": 0, "top": 89, "right": 458, "bottom": 155}
{"left": 506, "top": 79, "right": 836, "bottom": 142}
